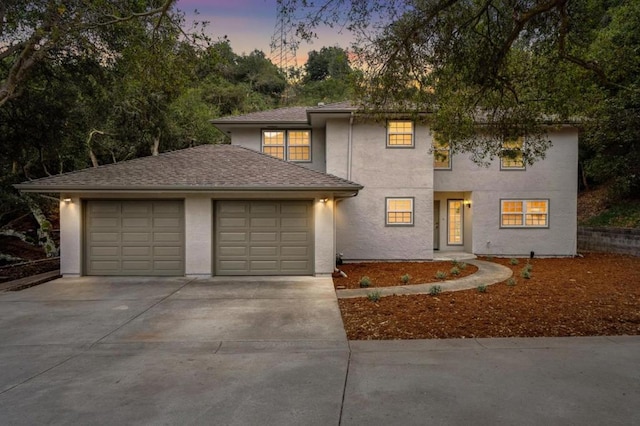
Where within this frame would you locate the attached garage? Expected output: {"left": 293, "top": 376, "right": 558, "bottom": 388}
{"left": 85, "top": 200, "right": 184, "bottom": 276}
{"left": 216, "top": 201, "right": 313, "bottom": 275}
{"left": 15, "top": 144, "right": 361, "bottom": 277}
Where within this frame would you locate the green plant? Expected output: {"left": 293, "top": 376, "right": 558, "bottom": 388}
{"left": 524, "top": 262, "right": 533, "bottom": 271}
{"left": 477, "top": 284, "right": 488, "bottom": 293}
{"left": 401, "top": 273, "right": 411, "bottom": 284}
{"left": 367, "top": 291, "right": 381, "bottom": 302}
{"left": 507, "top": 277, "right": 517, "bottom": 286}
{"left": 520, "top": 268, "right": 531, "bottom": 279}
{"left": 486, "top": 255, "right": 494, "bottom": 261}
{"left": 509, "top": 258, "right": 519, "bottom": 265}
{"left": 450, "top": 266, "right": 460, "bottom": 276}
{"left": 457, "top": 262, "right": 467, "bottom": 270}
{"left": 429, "top": 285, "right": 442, "bottom": 296}
{"left": 359, "top": 276, "right": 372, "bottom": 288}
{"left": 435, "top": 271, "right": 447, "bottom": 279}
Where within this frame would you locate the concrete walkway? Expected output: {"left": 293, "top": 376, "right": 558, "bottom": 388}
{"left": 337, "top": 259, "right": 513, "bottom": 298}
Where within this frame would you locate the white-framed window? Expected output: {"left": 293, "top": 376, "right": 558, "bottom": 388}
{"left": 386, "top": 197, "right": 414, "bottom": 226}
{"left": 433, "top": 140, "right": 451, "bottom": 169}
{"left": 501, "top": 136, "right": 525, "bottom": 169}
{"left": 501, "top": 199, "right": 549, "bottom": 228}
{"left": 387, "top": 121, "right": 414, "bottom": 147}
{"left": 262, "top": 130, "right": 311, "bottom": 162}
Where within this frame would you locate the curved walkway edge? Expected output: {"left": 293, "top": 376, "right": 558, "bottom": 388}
{"left": 336, "top": 259, "right": 513, "bottom": 299}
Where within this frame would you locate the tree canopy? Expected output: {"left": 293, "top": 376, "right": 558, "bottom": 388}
{"left": 287, "top": 0, "right": 640, "bottom": 197}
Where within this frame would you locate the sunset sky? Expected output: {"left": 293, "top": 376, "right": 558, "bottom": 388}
{"left": 175, "top": 0, "right": 352, "bottom": 64}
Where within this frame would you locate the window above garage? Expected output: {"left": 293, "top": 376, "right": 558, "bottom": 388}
{"left": 262, "top": 130, "right": 311, "bottom": 162}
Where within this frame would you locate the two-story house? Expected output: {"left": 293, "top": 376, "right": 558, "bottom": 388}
{"left": 16, "top": 102, "right": 578, "bottom": 277}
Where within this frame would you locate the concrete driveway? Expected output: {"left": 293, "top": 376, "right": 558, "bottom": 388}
{"left": 1, "top": 277, "right": 639, "bottom": 425}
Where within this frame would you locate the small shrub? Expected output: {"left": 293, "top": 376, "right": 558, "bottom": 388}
{"left": 451, "top": 259, "right": 459, "bottom": 267}
{"left": 359, "top": 276, "right": 372, "bottom": 288}
{"left": 509, "top": 258, "right": 519, "bottom": 265}
{"left": 507, "top": 277, "right": 517, "bottom": 286}
{"left": 486, "top": 255, "right": 494, "bottom": 261}
{"left": 450, "top": 266, "right": 460, "bottom": 276}
{"left": 367, "top": 291, "right": 381, "bottom": 302}
{"left": 457, "top": 262, "right": 467, "bottom": 270}
{"left": 520, "top": 269, "right": 531, "bottom": 279}
{"left": 477, "top": 284, "right": 488, "bottom": 293}
{"left": 429, "top": 285, "right": 442, "bottom": 296}
{"left": 401, "top": 273, "right": 411, "bottom": 284}
{"left": 435, "top": 271, "right": 447, "bottom": 279}
{"left": 523, "top": 262, "right": 533, "bottom": 272}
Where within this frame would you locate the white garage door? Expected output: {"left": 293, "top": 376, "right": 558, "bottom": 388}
{"left": 85, "top": 200, "right": 184, "bottom": 276}
{"left": 216, "top": 201, "right": 314, "bottom": 275}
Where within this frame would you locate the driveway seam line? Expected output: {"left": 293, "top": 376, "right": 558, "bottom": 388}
{"left": 87, "top": 278, "right": 198, "bottom": 349}
{"left": 338, "top": 342, "right": 352, "bottom": 426}
{"left": 0, "top": 353, "right": 81, "bottom": 396}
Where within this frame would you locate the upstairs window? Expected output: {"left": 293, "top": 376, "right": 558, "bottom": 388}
{"left": 433, "top": 140, "right": 451, "bottom": 169}
{"left": 262, "top": 130, "right": 311, "bottom": 162}
{"left": 501, "top": 200, "right": 549, "bottom": 228}
{"left": 386, "top": 198, "right": 414, "bottom": 226}
{"left": 501, "top": 137, "right": 525, "bottom": 169}
{"left": 387, "top": 121, "right": 414, "bottom": 147}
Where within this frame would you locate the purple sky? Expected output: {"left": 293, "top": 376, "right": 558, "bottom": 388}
{"left": 176, "top": 0, "right": 351, "bottom": 64}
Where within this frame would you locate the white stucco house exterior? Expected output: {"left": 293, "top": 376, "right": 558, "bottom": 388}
{"left": 16, "top": 102, "right": 578, "bottom": 277}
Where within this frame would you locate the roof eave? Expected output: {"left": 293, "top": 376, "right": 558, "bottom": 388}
{"left": 14, "top": 185, "right": 363, "bottom": 193}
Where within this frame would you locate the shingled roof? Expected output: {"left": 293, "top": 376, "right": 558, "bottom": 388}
{"left": 210, "top": 102, "right": 356, "bottom": 125}
{"left": 15, "top": 144, "right": 362, "bottom": 193}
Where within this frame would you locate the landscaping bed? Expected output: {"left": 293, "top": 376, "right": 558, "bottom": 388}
{"left": 334, "top": 260, "right": 478, "bottom": 289}
{"left": 337, "top": 253, "right": 640, "bottom": 340}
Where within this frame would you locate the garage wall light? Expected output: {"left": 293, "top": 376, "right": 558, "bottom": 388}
{"left": 319, "top": 198, "right": 329, "bottom": 204}
{"left": 63, "top": 197, "right": 72, "bottom": 203}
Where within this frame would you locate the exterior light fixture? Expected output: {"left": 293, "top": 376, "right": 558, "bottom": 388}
{"left": 464, "top": 200, "right": 471, "bottom": 209}
{"left": 319, "top": 198, "right": 329, "bottom": 204}
{"left": 63, "top": 197, "right": 72, "bottom": 203}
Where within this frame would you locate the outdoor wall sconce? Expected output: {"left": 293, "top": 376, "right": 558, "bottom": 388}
{"left": 63, "top": 197, "right": 72, "bottom": 203}
{"left": 319, "top": 198, "right": 329, "bottom": 204}
{"left": 464, "top": 200, "right": 471, "bottom": 209}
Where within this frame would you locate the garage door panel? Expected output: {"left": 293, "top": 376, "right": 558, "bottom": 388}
{"left": 251, "top": 232, "right": 278, "bottom": 242}
{"left": 219, "top": 232, "right": 247, "bottom": 242}
{"left": 251, "top": 203, "right": 277, "bottom": 214}
{"left": 281, "top": 204, "right": 309, "bottom": 215}
{"left": 154, "top": 232, "right": 181, "bottom": 242}
{"left": 90, "top": 232, "right": 119, "bottom": 243}
{"left": 216, "top": 201, "right": 313, "bottom": 275}
{"left": 218, "top": 246, "right": 247, "bottom": 256}
{"left": 91, "top": 217, "right": 118, "bottom": 227}
{"left": 250, "top": 246, "right": 278, "bottom": 256}
{"left": 122, "top": 232, "right": 151, "bottom": 243}
{"left": 219, "top": 217, "right": 247, "bottom": 227}
{"left": 122, "top": 246, "right": 151, "bottom": 256}
{"left": 281, "top": 246, "right": 308, "bottom": 257}
{"left": 218, "top": 260, "right": 248, "bottom": 271}
{"left": 281, "top": 232, "right": 309, "bottom": 242}
{"left": 122, "top": 203, "right": 152, "bottom": 215}
{"left": 86, "top": 200, "right": 184, "bottom": 276}
{"left": 281, "top": 260, "right": 310, "bottom": 271}
{"left": 250, "top": 218, "right": 277, "bottom": 227}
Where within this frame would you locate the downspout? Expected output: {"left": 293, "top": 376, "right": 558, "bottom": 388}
{"left": 347, "top": 112, "right": 354, "bottom": 180}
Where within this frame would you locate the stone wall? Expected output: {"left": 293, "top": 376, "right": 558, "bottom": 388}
{"left": 577, "top": 226, "right": 640, "bottom": 256}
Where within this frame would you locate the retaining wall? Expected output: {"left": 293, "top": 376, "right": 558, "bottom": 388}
{"left": 577, "top": 226, "right": 640, "bottom": 257}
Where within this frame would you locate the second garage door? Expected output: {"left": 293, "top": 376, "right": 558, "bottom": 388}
{"left": 216, "top": 201, "right": 314, "bottom": 275}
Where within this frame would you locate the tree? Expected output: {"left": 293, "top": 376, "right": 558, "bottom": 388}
{"left": 287, "top": 0, "right": 640, "bottom": 194}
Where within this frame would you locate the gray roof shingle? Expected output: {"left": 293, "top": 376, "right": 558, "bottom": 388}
{"left": 210, "top": 102, "right": 356, "bottom": 124}
{"left": 15, "top": 144, "right": 362, "bottom": 192}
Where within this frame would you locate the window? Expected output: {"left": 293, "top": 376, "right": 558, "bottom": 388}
{"left": 501, "top": 200, "right": 549, "bottom": 228}
{"left": 433, "top": 141, "right": 451, "bottom": 169}
{"left": 387, "top": 121, "right": 414, "bottom": 147}
{"left": 262, "top": 130, "right": 311, "bottom": 162}
{"left": 501, "top": 137, "right": 525, "bottom": 169}
{"left": 386, "top": 198, "right": 414, "bottom": 226}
